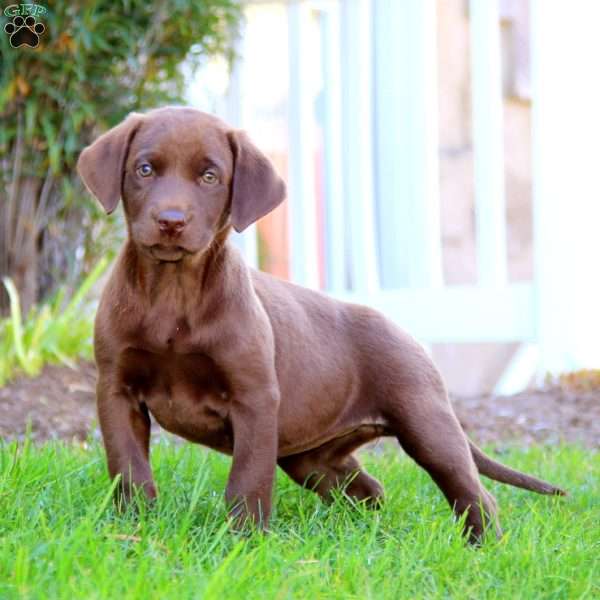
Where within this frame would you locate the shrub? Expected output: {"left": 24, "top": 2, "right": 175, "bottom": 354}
{"left": 0, "top": 257, "right": 109, "bottom": 385}
{"left": 0, "top": 0, "right": 241, "bottom": 313}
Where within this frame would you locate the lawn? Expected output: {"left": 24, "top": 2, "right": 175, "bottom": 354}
{"left": 0, "top": 441, "right": 598, "bottom": 599}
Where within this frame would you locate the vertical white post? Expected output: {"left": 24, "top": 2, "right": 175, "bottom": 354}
{"left": 320, "top": 4, "right": 346, "bottom": 292}
{"left": 287, "top": 0, "right": 320, "bottom": 288}
{"left": 470, "top": 0, "right": 507, "bottom": 287}
{"left": 223, "top": 29, "right": 243, "bottom": 128}
{"left": 373, "top": 0, "right": 442, "bottom": 289}
{"left": 226, "top": 17, "right": 259, "bottom": 269}
{"left": 339, "top": 0, "right": 379, "bottom": 293}
{"left": 531, "top": 0, "right": 600, "bottom": 373}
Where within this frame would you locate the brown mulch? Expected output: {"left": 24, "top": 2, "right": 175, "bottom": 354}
{"left": 0, "top": 363, "right": 599, "bottom": 447}
{"left": 0, "top": 363, "right": 98, "bottom": 443}
{"left": 455, "top": 390, "right": 600, "bottom": 448}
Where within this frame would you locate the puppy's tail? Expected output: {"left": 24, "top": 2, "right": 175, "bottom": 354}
{"left": 469, "top": 441, "right": 566, "bottom": 496}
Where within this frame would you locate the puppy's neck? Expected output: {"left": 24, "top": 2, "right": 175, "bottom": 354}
{"left": 123, "top": 225, "right": 235, "bottom": 301}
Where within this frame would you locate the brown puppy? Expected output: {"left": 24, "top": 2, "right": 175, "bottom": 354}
{"left": 78, "top": 107, "right": 564, "bottom": 543}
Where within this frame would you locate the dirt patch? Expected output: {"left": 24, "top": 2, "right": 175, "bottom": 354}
{"left": 0, "top": 363, "right": 598, "bottom": 447}
{"left": 455, "top": 390, "right": 600, "bottom": 448}
{"left": 0, "top": 363, "right": 98, "bottom": 443}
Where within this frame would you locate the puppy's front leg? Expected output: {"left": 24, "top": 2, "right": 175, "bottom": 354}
{"left": 97, "top": 375, "right": 156, "bottom": 505}
{"left": 225, "top": 387, "right": 279, "bottom": 528}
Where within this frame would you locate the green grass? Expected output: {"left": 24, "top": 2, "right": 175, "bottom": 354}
{"left": 0, "top": 258, "right": 109, "bottom": 386}
{"left": 0, "top": 442, "right": 598, "bottom": 599}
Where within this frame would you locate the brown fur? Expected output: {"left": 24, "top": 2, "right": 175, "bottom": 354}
{"left": 78, "top": 107, "right": 565, "bottom": 544}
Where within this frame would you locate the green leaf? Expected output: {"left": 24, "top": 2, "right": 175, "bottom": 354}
{"left": 2, "top": 278, "right": 34, "bottom": 375}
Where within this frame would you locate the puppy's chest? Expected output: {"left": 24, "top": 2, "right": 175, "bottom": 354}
{"left": 130, "top": 302, "right": 204, "bottom": 354}
{"left": 119, "top": 348, "right": 233, "bottom": 450}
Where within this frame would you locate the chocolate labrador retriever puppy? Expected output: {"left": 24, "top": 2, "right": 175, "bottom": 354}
{"left": 78, "top": 107, "right": 564, "bottom": 543}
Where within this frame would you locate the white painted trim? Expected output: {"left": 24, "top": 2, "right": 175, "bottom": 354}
{"left": 494, "top": 343, "right": 540, "bottom": 396}
{"left": 374, "top": 0, "right": 442, "bottom": 290}
{"left": 320, "top": 3, "right": 346, "bottom": 292}
{"left": 469, "top": 0, "right": 508, "bottom": 287}
{"left": 330, "top": 283, "right": 535, "bottom": 344}
{"left": 531, "top": 0, "right": 600, "bottom": 373}
{"left": 224, "top": 18, "right": 259, "bottom": 269}
{"left": 339, "top": 0, "right": 379, "bottom": 293}
{"left": 287, "top": 1, "right": 320, "bottom": 288}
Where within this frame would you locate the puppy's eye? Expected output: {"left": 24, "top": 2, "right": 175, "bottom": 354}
{"left": 201, "top": 169, "right": 218, "bottom": 184}
{"left": 137, "top": 163, "right": 154, "bottom": 177}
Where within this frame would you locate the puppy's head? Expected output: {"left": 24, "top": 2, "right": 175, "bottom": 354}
{"left": 77, "top": 107, "right": 286, "bottom": 262}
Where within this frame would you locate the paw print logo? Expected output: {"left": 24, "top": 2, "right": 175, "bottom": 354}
{"left": 4, "top": 15, "right": 45, "bottom": 48}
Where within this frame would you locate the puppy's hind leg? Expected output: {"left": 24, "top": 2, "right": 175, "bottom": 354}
{"left": 384, "top": 380, "right": 501, "bottom": 543}
{"left": 280, "top": 452, "right": 384, "bottom": 507}
{"left": 279, "top": 428, "right": 385, "bottom": 507}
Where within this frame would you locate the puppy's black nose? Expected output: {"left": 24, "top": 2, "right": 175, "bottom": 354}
{"left": 157, "top": 210, "right": 186, "bottom": 235}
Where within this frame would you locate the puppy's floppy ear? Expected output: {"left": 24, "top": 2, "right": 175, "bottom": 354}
{"left": 77, "top": 113, "right": 143, "bottom": 214}
{"left": 228, "top": 130, "right": 286, "bottom": 233}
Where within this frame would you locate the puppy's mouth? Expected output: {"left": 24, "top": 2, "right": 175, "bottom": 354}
{"left": 148, "top": 244, "right": 188, "bottom": 262}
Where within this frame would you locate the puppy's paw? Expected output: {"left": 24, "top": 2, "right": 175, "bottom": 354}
{"left": 113, "top": 478, "right": 157, "bottom": 513}
{"left": 226, "top": 500, "right": 269, "bottom": 534}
